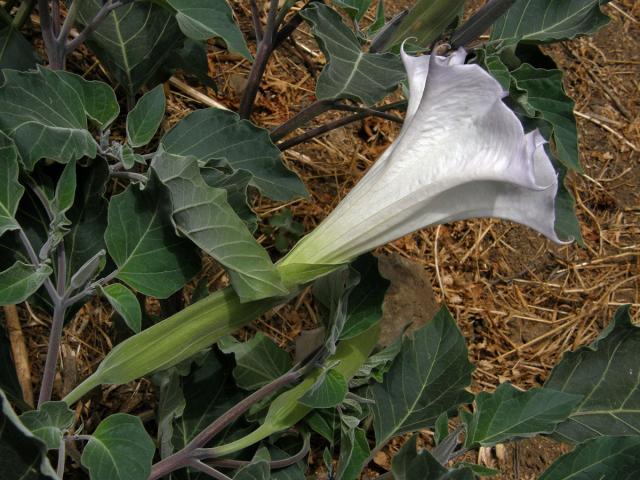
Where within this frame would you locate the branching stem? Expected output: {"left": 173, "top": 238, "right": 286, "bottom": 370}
{"left": 277, "top": 101, "right": 406, "bottom": 151}
{"left": 239, "top": 0, "right": 279, "bottom": 119}
{"left": 148, "top": 369, "right": 304, "bottom": 480}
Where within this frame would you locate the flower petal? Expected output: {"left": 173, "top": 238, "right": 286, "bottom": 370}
{"left": 282, "top": 50, "right": 568, "bottom": 267}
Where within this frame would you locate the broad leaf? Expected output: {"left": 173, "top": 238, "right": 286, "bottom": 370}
{"left": 19, "top": 401, "right": 74, "bottom": 450}
{"left": 539, "top": 435, "right": 640, "bottom": 480}
{"left": 511, "top": 64, "right": 580, "bottom": 172}
{"left": 388, "top": 0, "right": 465, "bottom": 49}
{"left": 301, "top": 3, "right": 405, "bottom": 105}
{"left": 392, "top": 435, "right": 476, "bottom": 480}
{"left": 0, "top": 25, "right": 40, "bottom": 70}
{"left": 151, "top": 151, "right": 287, "bottom": 302}
{"left": 201, "top": 168, "right": 257, "bottom": 232}
{"left": 313, "top": 263, "right": 360, "bottom": 354}
{"left": 491, "top": 0, "right": 611, "bottom": 43}
{"left": 172, "top": 351, "right": 243, "bottom": 451}
{"left": 0, "top": 389, "right": 57, "bottom": 479}
{"left": 336, "top": 427, "right": 369, "bottom": 480}
{"left": 101, "top": 283, "right": 142, "bottom": 333}
{"left": 77, "top": 0, "right": 182, "bottom": 95}
{"left": 554, "top": 164, "right": 583, "bottom": 244}
{"left": 392, "top": 435, "right": 446, "bottom": 480}
{"left": 219, "top": 333, "right": 292, "bottom": 390}
{"left": 332, "top": 0, "right": 371, "bottom": 21}
{"left": 105, "top": 178, "right": 200, "bottom": 298}
{"left": 0, "top": 262, "right": 52, "bottom": 305}
{"left": 462, "top": 383, "right": 581, "bottom": 447}
{"left": 161, "top": 108, "right": 306, "bottom": 201}
{"left": 152, "top": 370, "right": 185, "bottom": 459}
{"left": 370, "top": 306, "right": 474, "bottom": 448}
{"left": 0, "top": 135, "right": 24, "bottom": 237}
{"left": 167, "top": 0, "right": 251, "bottom": 60}
{"left": 234, "top": 455, "right": 270, "bottom": 480}
{"left": 126, "top": 84, "right": 166, "bottom": 147}
{"left": 545, "top": 306, "right": 640, "bottom": 443}
{"left": 0, "top": 68, "right": 117, "bottom": 169}
{"left": 299, "top": 368, "right": 348, "bottom": 409}
{"left": 482, "top": 52, "right": 511, "bottom": 90}
{"left": 352, "top": 336, "right": 402, "bottom": 387}
{"left": 339, "top": 254, "right": 389, "bottom": 340}
{"left": 81, "top": 414, "right": 155, "bottom": 480}
{"left": 65, "top": 159, "right": 109, "bottom": 287}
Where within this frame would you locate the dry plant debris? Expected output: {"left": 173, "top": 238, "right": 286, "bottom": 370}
{"left": 7, "top": 0, "right": 638, "bottom": 478}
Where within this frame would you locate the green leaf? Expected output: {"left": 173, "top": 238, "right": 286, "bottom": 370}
{"left": 339, "top": 254, "right": 389, "bottom": 340}
{"left": 81, "top": 413, "right": 155, "bottom": 480}
{"left": 101, "top": 283, "right": 142, "bottom": 333}
{"left": 126, "top": 85, "right": 166, "bottom": 147}
{"left": 392, "top": 435, "right": 446, "bottom": 480}
{"left": 306, "top": 409, "right": 339, "bottom": 444}
{"left": 234, "top": 455, "right": 270, "bottom": 480}
{"left": 370, "top": 306, "right": 474, "bottom": 448}
{"left": 120, "top": 144, "right": 144, "bottom": 170}
{"left": 105, "top": 179, "right": 200, "bottom": 298}
{"left": 544, "top": 306, "right": 640, "bottom": 443}
{"left": 0, "top": 24, "right": 40, "bottom": 70}
{"left": 332, "top": 0, "right": 372, "bottom": 21}
{"left": 0, "top": 262, "right": 52, "bottom": 306}
{"left": 77, "top": 0, "right": 182, "bottom": 95}
{"left": 539, "top": 435, "right": 640, "bottom": 480}
{"left": 301, "top": 3, "right": 405, "bottom": 105}
{"left": 151, "top": 150, "right": 287, "bottom": 302}
{"left": 299, "top": 368, "right": 348, "bottom": 409}
{"left": 462, "top": 383, "right": 582, "bottom": 447}
{"left": 482, "top": 52, "right": 511, "bottom": 90}
{"left": 434, "top": 412, "right": 449, "bottom": 445}
{"left": 0, "top": 68, "right": 117, "bottom": 170}
{"left": 0, "top": 135, "right": 24, "bottom": 237}
{"left": 387, "top": 0, "right": 466, "bottom": 50}
{"left": 59, "top": 72, "right": 120, "bottom": 130}
{"left": 456, "top": 463, "right": 500, "bottom": 477}
{"left": 313, "top": 263, "right": 360, "bottom": 354}
{"left": 490, "top": 0, "right": 611, "bottom": 44}
{"left": 167, "top": 0, "right": 251, "bottom": 60}
{"left": 554, "top": 164, "right": 583, "bottom": 244}
{"left": 201, "top": 167, "right": 257, "bottom": 232}
{"left": 219, "top": 333, "right": 292, "bottom": 390}
{"left": 152, "top": 370, "right": 185, "bottom": 459}
{"left": 49, "top": 160, "right": 77, "bottom": 242}
{"left": 0, "top": 389, "right": 58, "bottom": 479}
{"left": 19, "top": 401, "right": 74, "bottom": 450}
{"left": 336, "top": 427, "right": 369, "bottom": 480}
{"left": 65, "top": 159, "right": 109, "bottom": 286}
{"left": 161, "top": 108, "right": 306, "bottom": 201}
{"left": 510, "top": 64, "right": 580, "bottom": 172}
{"left": 172, "top": 351, "right": 242, "bottom": 450}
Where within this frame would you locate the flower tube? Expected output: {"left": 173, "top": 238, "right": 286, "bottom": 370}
{"left": 65, "top": 48, "right": 570, "bottom": 404}
{"left": 281, "top": 48, "right": 568, "bottom": 268}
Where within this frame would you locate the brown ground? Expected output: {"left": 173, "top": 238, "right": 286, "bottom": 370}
{"left": 4, "top": 1, "right": 639, "bottom": 479}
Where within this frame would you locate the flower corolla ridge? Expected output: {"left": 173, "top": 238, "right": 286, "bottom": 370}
{"left": 281, "top": 47, "right": 570, "bottom": 268}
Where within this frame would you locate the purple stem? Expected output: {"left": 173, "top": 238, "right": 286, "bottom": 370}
{"left": 239, "top": 0, "right": 280, "bottom": 119}
{"left": 148, "top": 369, "right": 303, "bottom": 480}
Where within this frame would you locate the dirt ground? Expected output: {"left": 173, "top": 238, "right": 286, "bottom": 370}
{"left": 5, "top": 1, "right": 639, "bottom": 479}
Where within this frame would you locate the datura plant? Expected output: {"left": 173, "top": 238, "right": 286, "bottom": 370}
{"left": 1, "top": 1, "right": 636, "bottom": 480}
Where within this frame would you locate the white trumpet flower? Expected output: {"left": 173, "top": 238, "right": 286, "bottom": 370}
{"left": 281, "top": 48, "right": 567, "bottom": 268}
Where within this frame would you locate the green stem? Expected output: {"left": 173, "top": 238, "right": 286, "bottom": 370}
{"left": 12, "top": 0, "right": 35, "bottom": 28}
